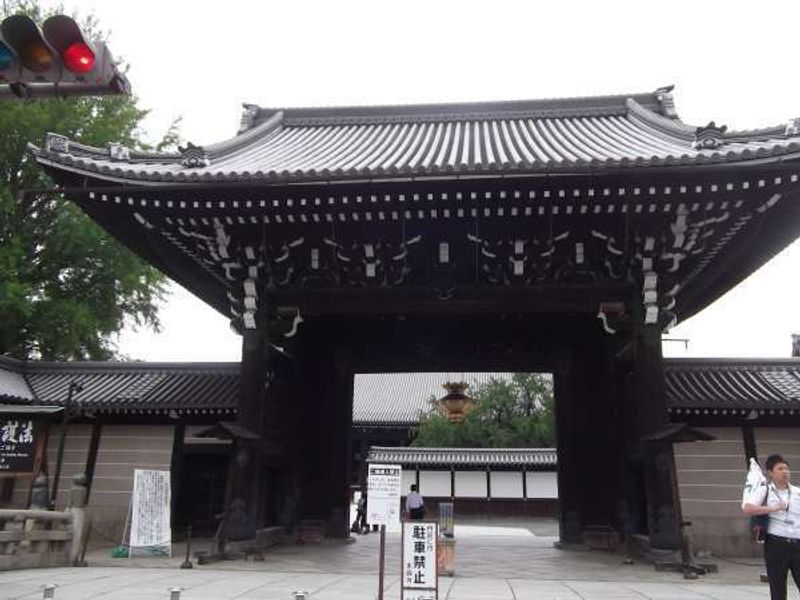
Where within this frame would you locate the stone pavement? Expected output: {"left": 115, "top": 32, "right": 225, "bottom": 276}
{"left": 0, "top": 523, "right": 797, "bottom": 599}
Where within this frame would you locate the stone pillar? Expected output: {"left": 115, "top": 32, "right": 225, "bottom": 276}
{"left": 29, "top": 474, "right": 50, "bottom": 510}
{"left": 67, "top": 474, "right": 89, "bottom": 566}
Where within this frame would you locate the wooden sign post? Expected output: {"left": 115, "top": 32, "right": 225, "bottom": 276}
{"left": 367, "top": 463, "right": 402, "bottom": 600}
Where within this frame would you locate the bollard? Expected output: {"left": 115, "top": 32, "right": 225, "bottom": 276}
{"left": 169, "top": 587, "right": 183, "bottom": 600}
{"left": 293, "top": 591, "right": 308, "bottom": 600}
{"left": 43, "top": 584, "right": 56, "bottom": 599}
{"left": 180, "top": 525, "right": 193, "bottom": 569}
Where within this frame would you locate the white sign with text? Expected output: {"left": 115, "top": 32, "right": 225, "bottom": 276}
{"left": 402, "top": 521, "right": 438, "bottom": 598}
{"left": 130, "top": 469, "right": 171, "bottom": 556}
{"left": 366, "top": 463, "right": 402, "bottom": 527}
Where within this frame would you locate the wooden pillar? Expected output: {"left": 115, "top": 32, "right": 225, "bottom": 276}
{"left": 0, "top": 478, "right": 12, "bottom": 507}
{"left": 554, "top": 326, "right": 623, "bottom": 545}
{"left": 83, "top": 421, "right": 102, "bottom": 501}
{"left": 521, "top": 467, "right": 527, "bottom": 501}
{"left": 294, "top": 321, "right": 354, "bottom": 538}
{"left": 625, "top": 325, "right": 682, "bottom": 551}
{"left": 230, "top": 325, "right": 269, "bottom": 525}
{"left": 168, "top": 424, "right": 184, "bottom": 518}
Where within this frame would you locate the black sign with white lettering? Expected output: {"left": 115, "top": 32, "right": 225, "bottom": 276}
{"left": 0, "top": 418, "right": 39, "bottom": 473}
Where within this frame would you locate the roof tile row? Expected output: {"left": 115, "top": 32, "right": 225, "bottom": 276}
{"left": 367, "top": 446, "right": 557, "bottom": 468}
{"left": 3, "top": 357, "right": 800, "bottom": 418}
{"left": 31, "top": 89, "right": 800, "bottom": 185}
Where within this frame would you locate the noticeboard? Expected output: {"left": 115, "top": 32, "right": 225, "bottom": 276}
{"left": 0, "top": 418, "right": 40, "bottom": 475}
{"left": 367, "top": 463, "right": 402, "bottom": 526}
{"left": 401, "top": 520, "right": 438, "bottom": 599}
{"left": 129, "top": 469, "right": 171, "bottom": 556}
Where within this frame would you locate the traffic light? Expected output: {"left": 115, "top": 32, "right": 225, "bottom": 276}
{"left": 0, "top": 14, "right": 130, "bottom": 99}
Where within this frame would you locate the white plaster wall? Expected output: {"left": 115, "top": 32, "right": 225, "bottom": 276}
{"left": 490, "top": 471, "right": 523, "bottom": 498}
{"left": 401, "top": 468, "right": 416, "bottom": 494}
{"left": 419, "top": 470, "right": 451, "bottom": 497}
{"left": 454, "top": 471, "right": 487, "bottom": 498}
{"left": 526, "top": 471, "right": 558, "bottom": 499}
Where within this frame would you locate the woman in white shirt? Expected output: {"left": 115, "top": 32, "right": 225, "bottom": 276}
{"left": 742, "top": 454, "right": 800, "bottom": 600}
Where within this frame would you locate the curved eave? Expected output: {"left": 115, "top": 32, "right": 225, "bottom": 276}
{"left": 32, "top": 144, "right": 800, "bottom": 188}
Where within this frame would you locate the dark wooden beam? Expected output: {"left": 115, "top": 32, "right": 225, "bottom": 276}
{"left": 83, "top": 421, "right": 102, "bottom": 501}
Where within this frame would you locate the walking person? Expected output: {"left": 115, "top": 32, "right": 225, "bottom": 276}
{"left": 405, "top": 484, "right": 425, "bottom": 520}
{"left": 357, "top": 491, "right": 369, "bottom": 533}
{"left": 742, "top": 454, "right": 800, "bottom": 600}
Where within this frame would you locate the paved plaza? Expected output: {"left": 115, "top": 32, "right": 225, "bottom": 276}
{"left": 0, "top": 523, "right": 797, "bottom": 599}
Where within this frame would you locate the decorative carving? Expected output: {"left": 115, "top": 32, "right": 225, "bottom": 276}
{"left": 135, "top": 188, "right": 763, "bottom": 337}
{"left": 44, "top": 133, "right": 70, "bottom": 153}
{"left": 693, "top": 122, "right": 728, "bottom": 150}
{"left": 786, "top": 118, "right": 800, "bottom": 137}
{"left": 655, "top": 85, "right": 678, "bottom": 119}
{"left": 239, "top": 103, "right": 261, "bottom": 134}
{"left": 107, "top": 143, "right": 130, "bottom": 161}
{"left": 179, "top": 142, "right": 211, "bottom": 168}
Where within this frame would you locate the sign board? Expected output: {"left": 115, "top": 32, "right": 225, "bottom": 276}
{"left": 401, "top": 520, "right": 438, "bottom": 599}
{"left": 402, "top": 592, "right": 438, "bottom": 600}
{"left": 129, "top": 469, "right": 171, "bottom": 556}
{"left": 367, "top": 463, "right": 402, "bottom": 526}
{"left": 0, "top": 418, "right": 39, "bottom": 474}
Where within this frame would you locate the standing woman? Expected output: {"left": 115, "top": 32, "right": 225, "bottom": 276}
{"left": 742, "top": 454, "right": 800, "bottom": 600}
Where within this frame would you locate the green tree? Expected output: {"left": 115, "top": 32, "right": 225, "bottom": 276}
{"left": 0, "top": 0, "right": 177, "bottom": 360}
{"left": 411, "top": 373, "right": 556, "bottom": 448}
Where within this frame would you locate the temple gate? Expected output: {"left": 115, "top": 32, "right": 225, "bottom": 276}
{"left": 32, "top": 87, "right": 800, "bottom": 553}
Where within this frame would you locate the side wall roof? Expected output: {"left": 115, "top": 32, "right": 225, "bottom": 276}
{"left": 3, "top": 357, "right": 800, "bottom": 420}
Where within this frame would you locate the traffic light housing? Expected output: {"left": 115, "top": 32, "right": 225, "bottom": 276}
{"left": 0, "top": 14, "right": 130, "bottom": 99}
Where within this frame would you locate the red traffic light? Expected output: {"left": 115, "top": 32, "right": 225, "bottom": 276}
{"left": 1, "top": 15, "right": 54, "bottom": 72}
{"left": 0, "top": 13, "right": 130, "bottom": 99}
{"left": 63, "top": 42, "right": 94, "bottom": 73}
{"left": 42, "top": 15, "right": 95, "bottom": 75}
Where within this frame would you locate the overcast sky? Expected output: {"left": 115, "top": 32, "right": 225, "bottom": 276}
{"left": 45, "top": 0, "right": 800, "bottom": 362}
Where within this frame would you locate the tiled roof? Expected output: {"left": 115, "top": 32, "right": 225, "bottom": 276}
{"left": 30, "top": 88, "right": 800, "bottom": 185}
{"left": 367, "top": 446, "right": 557, "bottom": 468}
{"left": 664, "top": 358, "right": 800, "bottom": 414}
{"left": 4, "top": 357, "right": 800, "bottom": 418}
{"left": 0, "top": 357, "right": 239, "bottom": 415}
{"left": 353, "top": 372, "right": 513, "bottom": 425}
{"left": 0, "top": 357, "right": 34, "bottom": 403}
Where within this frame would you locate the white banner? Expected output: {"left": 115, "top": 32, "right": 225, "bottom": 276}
{"left": 402, "top": 520, "right": 438, "bottom": 596}
{"left": 130, "top": 469, "right": 171, "bottom": 555}
{"left": 367, "top": 463, "right": 402, "bottom": 526}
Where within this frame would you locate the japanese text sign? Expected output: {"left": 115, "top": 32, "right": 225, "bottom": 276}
{"left": 402, "top": 520, "right": 438, "bottom": 598}
{"left": 0, "top": 418, "right": 38, "bottom": 474}
{"left": 130, "top": 469, "right": 171, "bottom": 556}
{"left": 367, "top": 463, "right": 402, "bottom": 526}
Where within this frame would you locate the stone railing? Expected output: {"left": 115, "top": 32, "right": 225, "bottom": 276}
{"left": 0, "top": 509, "right": 74, "bottom": 569}
{"left": 0, "top": 474, "right": 89, "bottom": 570}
